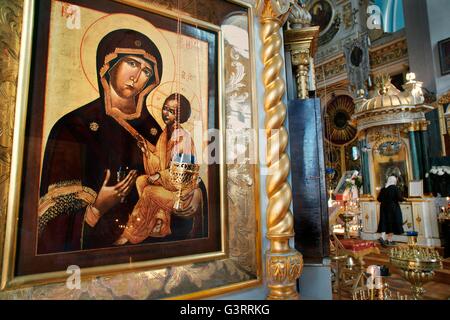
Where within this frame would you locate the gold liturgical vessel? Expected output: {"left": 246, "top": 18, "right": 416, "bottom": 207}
{"left": 389, "top": 234, "right": 443, "bottom": 299}
{"left": 169, "top": 154, "right": 200, "bottom": 213}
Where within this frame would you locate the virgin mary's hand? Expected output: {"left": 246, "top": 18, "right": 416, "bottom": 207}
{"left": 93, "top": 169, "right": 138, "bottom": 215}
{"left": 174, "top": 187, "right": 202, "bottom": 217}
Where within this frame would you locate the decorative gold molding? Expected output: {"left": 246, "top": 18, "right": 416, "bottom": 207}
{"left": 0, "top": 0, "right": 23, "bottom": 277}
{"left": 419, "top": 120, "right": 429, "bottom": 132}
{"left": 256, "top": 0, "right": 303, "bottom": 300}
{"left": 316, "top": 79, "right": 349, "bottom": 100}
{"left": 352, "top": 73, "right": 432, "bottom": 133}
{"left": 342, "top": 2, "right": 354, "bottom": 29}
{"left": 408, "top": 121, "right": 421, "bottom": 132}
{"left": 433, "top": 102, "right": 447, "bottom": 156}
{"left": 284, "top": 26, "right": 320, "bottom": 99}
{"left": 1, "top": 0, "right": 30, "bottom": 291}
{"left": 324, "top": 94, "right": 357, "bottom": 146}
{"left": 369, "top": 38, "right": 408, "bottom": 69}
{"left": 266, "top": 253, "right": 303, "bottom": 286}
{"left": 292, "top": 48, "right": 310, "bottom": 99}
{"left": 315, "top": 38, "right": 408, "bottom": 88}
{"left": 359, "top": 196, "right": 375, "bottom": 201}
{"left": 415, "top": 215, "right": 422, "bottom": 225}
{"left": 315, "top": 55, "right": 346, "bottom": 84}
{"left": 438, "top": 91, "right": 450, "bottom": 105}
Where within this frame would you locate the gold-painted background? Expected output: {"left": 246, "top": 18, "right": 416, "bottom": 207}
{"left": 0, "top": 0, "right": 261, "bottom": 299}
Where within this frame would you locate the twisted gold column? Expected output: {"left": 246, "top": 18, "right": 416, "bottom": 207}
{"left": 256, "top": 0, "right": 303, "bottom": 300}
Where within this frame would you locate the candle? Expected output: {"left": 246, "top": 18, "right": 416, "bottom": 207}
{"left": 308, "top": 57, "right": 316, "bottom": 91}
{"left": 374, "top": 276, "right": 383, "bottom": 289}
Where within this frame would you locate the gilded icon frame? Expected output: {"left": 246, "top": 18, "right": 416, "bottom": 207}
{"left": 0, "top": 0, "right": 262, "bottom": 299}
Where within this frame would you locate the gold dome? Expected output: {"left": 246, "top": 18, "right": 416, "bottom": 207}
{"left": 352, "top": 73, "right": 433, "bottom": 131}
{"left": 354, "top": 73, "right": 425, "bottom": 114}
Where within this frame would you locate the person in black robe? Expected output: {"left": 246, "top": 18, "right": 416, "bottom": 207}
{"left": 376, "top": 175, "right": 404, "bottom": 246}
{"left": 38, "top": 29, "right": 204, "bottom": 254}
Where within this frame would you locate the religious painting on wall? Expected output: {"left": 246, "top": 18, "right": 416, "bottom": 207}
{"left": 372, "top": 134, "right": 410, "bottom": 198}
{"left": 377, "top": 161, "right": 409, "bottom": 197}
{"left": 308, "top": 0, "right": 340, "bottom": 46}
{"left": 0, "top": 0, "right": 262, "bottom": 296}
{"left": 309, "top": 0, "right": 333, "bottom": 33}
{"left": 438, "top": 37, "right": 450, "bottom": 76}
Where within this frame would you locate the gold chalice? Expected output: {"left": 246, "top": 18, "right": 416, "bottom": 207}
{"left": 340, "top": 212, "right": 356, "bottom": 239}
{"left": 169, "top": 156, "right": 199, "bottom": 214}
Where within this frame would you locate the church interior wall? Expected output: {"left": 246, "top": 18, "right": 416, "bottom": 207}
{"left": 426, "top": 0, "right": 450, "bottom": 96}
{"left": 403, "top": 0, "right": 450, "bottom": 97}
{"left": 313, "top": 0, "right": 411, "bottom": 191}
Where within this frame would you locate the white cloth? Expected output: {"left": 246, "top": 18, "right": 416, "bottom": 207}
{"left": 385, "top": 176, "right": 397, "bottom": 188}
{"left": 366, "top": 265, "right": 381, "bottom": 277}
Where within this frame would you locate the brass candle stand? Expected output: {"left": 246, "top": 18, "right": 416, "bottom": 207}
{"left": 389, "top": 236, "right": 443, "bottom": 299}
{"left": 353, "top": 282, "right": 411, "bottom": 300}
{"left": 340, "top": 212, "right": 356, "bottom": 239}
{"left": 339, "top": 200, "right": 360, "bottom": 239}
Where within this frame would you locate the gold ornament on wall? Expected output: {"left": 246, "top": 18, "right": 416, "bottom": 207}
{"left": 324, "top": 95, "right": 357, "bottom": 145}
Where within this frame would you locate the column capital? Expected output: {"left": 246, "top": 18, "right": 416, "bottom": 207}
{"left": 408, "top": 121, "right": 421, "bottom": 132}
{"left": 284, "top": 26, "right": 320, "bottom": 57}
{"left": 419, "top": 120, "right": 429, "bottom": 131}
{"left": 284, "top": 26, "right": 319, "bottom": 99}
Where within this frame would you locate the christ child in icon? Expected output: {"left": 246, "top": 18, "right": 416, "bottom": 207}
{"left": 115, "top": 93, "right": 196, "bottom": 245}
